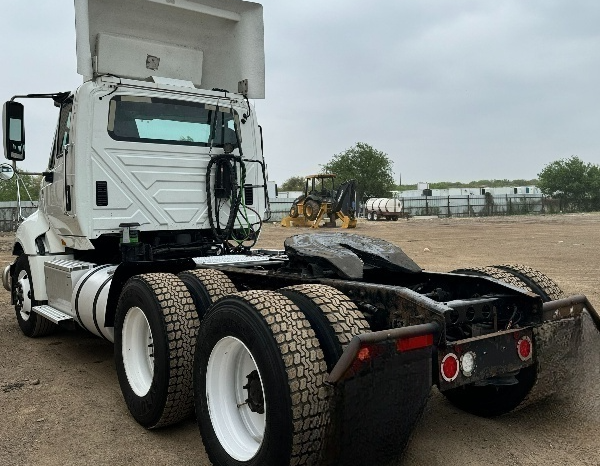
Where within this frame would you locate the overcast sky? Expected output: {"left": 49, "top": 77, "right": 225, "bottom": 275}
{"left": 1, "top": 1, "right": 599, "bottom": 184}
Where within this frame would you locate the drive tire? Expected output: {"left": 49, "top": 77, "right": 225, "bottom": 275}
{"left": 493, "top": 264, "right": 565, "bottom": 301}
{"left": 13, "top": 255, "right": 56, "bottom": 337}
{"left": 442, "top": 265, "right": 545, "bottom": 417}
{"left": 114, "top": 273, "right": 198, "bottom": 429}
{"left": 279, "top": 284, "right": 370, "bottom": 371}
{"left": 289, "top": 205, "right": 299, "bottom": 218}
{"left": 304, "top": 200, "right": 320, "bottom": 221}
{"left": 195, "top": 290, "right": 329, "bottom": 466}
{"left": 178, "top": 269, "right": 237, "bottom": 320}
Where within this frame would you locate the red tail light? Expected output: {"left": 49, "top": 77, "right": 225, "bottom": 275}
{"left": 440, "top": 353, "right": 460, "bottom": 382}
{"left": 350, "top": 343, "right": 385, "bottom": 373}
{"left": 396, "top": 333, "right": 434, "bottom": 352}
{"left": 517, "top": 336, "right": 532, "bottom": 361}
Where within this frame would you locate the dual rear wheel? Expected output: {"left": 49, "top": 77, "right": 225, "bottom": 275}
{"left": 197, "top": 284, "right": 369, "bottom": 465}
{"left": 443, "top": 264, "right": 565, "bottom": 417}
{"left": 114, "top": 270, "right": 369, "bottom": 465}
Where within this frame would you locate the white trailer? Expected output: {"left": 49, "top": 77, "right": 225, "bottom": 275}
{"left": 2, "top": 2, "right": 597, "bottom": 466}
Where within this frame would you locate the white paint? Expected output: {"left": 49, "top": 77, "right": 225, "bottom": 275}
{"left": 74, "top": 0, "right": 265, "bottom": 97}
{"left": 121, "top": 306, "right": 154, "bottom": 396}
{"left": 206, "top": 336, "right": 266, "bottom": 461}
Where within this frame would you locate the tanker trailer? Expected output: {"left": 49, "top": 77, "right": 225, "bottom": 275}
{"left": 365, "top": 197, "right": 405, "bottom": 221}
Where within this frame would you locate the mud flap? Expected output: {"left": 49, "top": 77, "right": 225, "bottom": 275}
{"left": 321, "top": 346, "right": 432, "bottom": 466}
{"left": 522, "top": 315, "right": 583, "bottom": 407}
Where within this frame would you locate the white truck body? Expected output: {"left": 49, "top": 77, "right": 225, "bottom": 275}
{"left": 10, "top": 0, "right": 268, "bottom": 307}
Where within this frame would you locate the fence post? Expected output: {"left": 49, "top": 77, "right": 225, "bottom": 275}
{"left": 467, "top": 196, "right": 470, "bottom": 217}
{"left": 541, "top": 195, "right": 545, "bottom": 213}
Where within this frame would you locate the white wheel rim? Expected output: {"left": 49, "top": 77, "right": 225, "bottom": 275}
{"left": 122, "top": 307, "right": 154, "bottom": 397}
{"left": 206, "top": 336, "right": 266, "bottom": 461}
{"left": 17, "top": 270, "right": 32, "bottom": 321}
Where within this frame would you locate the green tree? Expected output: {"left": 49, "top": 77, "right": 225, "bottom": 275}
{"left": 537, "top": 156, "right": 600, "bottom": 211}
{"left": 322, "top": 142, "right": 394, "bottom": 201}
{"left": 279, "top": 176, "right": 306, "bottom": 192}
{"left": 0, "top": 172, "right": 41, "bottom": 202}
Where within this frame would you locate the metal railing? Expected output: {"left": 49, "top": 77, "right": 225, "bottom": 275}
{"left": 397, "top": 194, "right": 552, "bottom": 218}
{"left": 0, "top": 202, "right": 38, "bottom": 231}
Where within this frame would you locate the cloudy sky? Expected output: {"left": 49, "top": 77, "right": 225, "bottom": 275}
{"left": 1, "top": 1, "right": 599, "bottom": 185}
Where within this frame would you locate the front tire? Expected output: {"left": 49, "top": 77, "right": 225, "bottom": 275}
{"left": 195, "top": 290, "right": 329, "bottom": 466}
{"left": 114, "top": 273, "right": 198, "bottom": 428}
{"left": 304, "top": 200, "right": 320, "bottom": 221}
{"left": 12, "top": 255, "right": 56, "bottom": 337}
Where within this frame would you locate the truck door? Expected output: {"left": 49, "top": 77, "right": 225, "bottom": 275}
{"left": 41, "top": 98, "right": 77, "bottom": 234}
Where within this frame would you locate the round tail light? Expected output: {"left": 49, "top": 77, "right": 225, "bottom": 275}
{"left": 517, "top": 336, "right": 532, "bottom": 361}
{"left": 441, "top": 353, "right": 460, "bottom": 382}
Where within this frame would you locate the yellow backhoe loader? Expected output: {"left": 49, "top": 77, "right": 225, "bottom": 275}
{"left": 281, "top": 174, "right": 357, "bottom": 228}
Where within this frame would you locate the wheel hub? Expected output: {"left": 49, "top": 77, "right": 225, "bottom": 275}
{"left": 15, "top": 271, "right": 32, "bottom": 321}
{"left": 243, "top": 370, "right": 265, "bottom": 414}
{"left": 14, "top": 282, "right": 24, "bottom": 312}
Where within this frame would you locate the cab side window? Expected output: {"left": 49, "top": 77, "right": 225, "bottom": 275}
{"left": 48, "top": 99, "right": 73, "bottom": 170}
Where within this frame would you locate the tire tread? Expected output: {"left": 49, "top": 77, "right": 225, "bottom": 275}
{"left": 233, "top": 290, "right": 329, "bottom": 466}
{"left": 494, "top": 264, "right": 565, "bottom": 301}
{"left": 122, "top": 273, "right": 198, "bottom": 428}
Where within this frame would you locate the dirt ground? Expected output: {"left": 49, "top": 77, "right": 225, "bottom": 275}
{"left": 1, "top": 213, "right": 599, "bottom": 466}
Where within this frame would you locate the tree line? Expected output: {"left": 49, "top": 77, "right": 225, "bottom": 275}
{"left": 279, "top": 144, "right": 600, "bottom": 212}
{"left": 0, "top": 172, "right": 41, "bottom": 202}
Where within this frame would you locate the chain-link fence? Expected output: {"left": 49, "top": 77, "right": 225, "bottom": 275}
{"left": 0, "top": 202, "right": 38, "bottom": 231}
{"left": 396, "top": 194, "right": 551, "bottom": 218}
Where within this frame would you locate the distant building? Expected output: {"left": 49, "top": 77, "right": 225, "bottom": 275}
{"left": 399, "top": 185, "right": 541, "bottom": 198}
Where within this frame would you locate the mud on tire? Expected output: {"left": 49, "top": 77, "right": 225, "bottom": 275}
{"left": 114, "top": 273, "right": 198, "bottom": 429}
{"left": 194, "top": 290, "right": 329, "bottom": 466}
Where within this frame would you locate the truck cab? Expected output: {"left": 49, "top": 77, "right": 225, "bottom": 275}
{"left": 4, "top": 0, "right": 268, "bottom": 301}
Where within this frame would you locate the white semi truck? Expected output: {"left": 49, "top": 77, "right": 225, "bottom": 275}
{"left": 3, "top": 1, "right": 599, "bottom": 466}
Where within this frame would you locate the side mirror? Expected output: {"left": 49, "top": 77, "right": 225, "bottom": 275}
{"left": 3, "top": 101, "right": 25, "bottom": 161}
{"left": 0, "top": 163, "right": 15, "bottom": 181}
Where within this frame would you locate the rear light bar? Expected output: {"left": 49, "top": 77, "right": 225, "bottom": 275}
{"left": 327, "top": 322, "right": 440, "bottom": 383}
{"left": 397, "top": 334, "right": 434, "bottom": 352}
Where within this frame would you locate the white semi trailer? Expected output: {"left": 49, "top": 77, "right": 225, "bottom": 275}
{"left": 3, "top": 1, "right": 598, "bottom": 466}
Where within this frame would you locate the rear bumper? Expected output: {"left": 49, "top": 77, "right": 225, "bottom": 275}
{"left": 436, "top": 294, "right": 591, "bottom": 391}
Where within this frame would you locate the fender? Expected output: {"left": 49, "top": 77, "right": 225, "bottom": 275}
{"left": 13, "top": 210, "right": 66, "bottom": 256}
